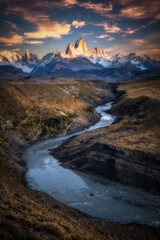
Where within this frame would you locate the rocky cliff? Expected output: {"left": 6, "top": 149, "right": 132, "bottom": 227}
{"left": 52, "top": 77, "right": 160, "bottom": 195}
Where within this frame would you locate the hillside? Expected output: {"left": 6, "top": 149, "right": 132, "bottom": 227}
{"left": 0, "top": 78, "right": 160, "bottom": 239}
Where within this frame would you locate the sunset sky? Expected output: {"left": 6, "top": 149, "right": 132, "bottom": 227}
{"left": 0, "top": 0, "right": 160, "bottom": 59}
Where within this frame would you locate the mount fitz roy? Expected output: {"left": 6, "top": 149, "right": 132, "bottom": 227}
{"left": 0, "top": 38, "right": 160, "bottom": 80}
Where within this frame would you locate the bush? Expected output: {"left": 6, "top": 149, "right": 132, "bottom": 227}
{"left": 83, "top": 105, "right": 94, "bottom": 113}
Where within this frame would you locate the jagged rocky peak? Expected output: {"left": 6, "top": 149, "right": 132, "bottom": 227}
{"left": 114, "top": 53, "right": 123, "bottom": 58}
{"left": 75, "top": 38, "right": 88, "bottom": 53}
{"left": 88, "top": 48, "right": 107, "bottom": 57}
{"left": 64, "top": 38, "right": 109, "bottom": 59}
{"left": 0, "top": 50, "right": 21, "bottom": 62}
{"left": 26, "top": 48, "right": 30, "bottom": 59}
{"left": 56, "top": 49, "right": 61, "bottom": 55}
{"left": 22, "top": 49, "right": 31, "bottom": 61}
{"left": 22, "top": 49, "right": 39, "bottom": 62}
{"left": 66, "top": 43, "right": 76, "bottom": 58}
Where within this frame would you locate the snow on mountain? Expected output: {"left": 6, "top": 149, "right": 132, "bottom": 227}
{"left": 111, "top": 53, "right": 160, "bottom": 71}
{"left": 31, "top": 39, "right": 160, "bottom": 75}
{"left": 0, "top": 38, "right": 159, "bottom": 76}
{"left": 0, "top": 49, "right": 39, "bottom": 73}
{"left": 0, "top": 51, "right": 21, "bottom": 63}
{"left": 32, "top": 53, "right": 103, "bottom": 74}
{"left": 65, "top": 38, "right": 110, "bottom": 64}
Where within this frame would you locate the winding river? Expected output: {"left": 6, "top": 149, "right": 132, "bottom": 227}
{"left": 22, "top": 102, "right": 160, "bottom": 226}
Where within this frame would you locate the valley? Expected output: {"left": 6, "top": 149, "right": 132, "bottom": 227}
{"left": 1, "top": 0, "right": 160, "bottom": 239}
{"left": 0, "top": 77, "right": 160, "bottom": 239}
{"left": 53, "top": 77, "right": 160, "bottom": 194}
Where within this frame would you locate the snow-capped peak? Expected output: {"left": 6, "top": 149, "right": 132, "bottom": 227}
{"left": 0, "top": 49, "right": 39, "bottom": 73}
{"left": 0, "top": 50, "right": 21, "bottom": 63}
{"left": 0, "top": 39, "right": 159, "bottom": 74}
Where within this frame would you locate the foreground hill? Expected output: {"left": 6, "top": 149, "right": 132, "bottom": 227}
{"left": 0, "top": 78, "right": 160, "bottom": 239}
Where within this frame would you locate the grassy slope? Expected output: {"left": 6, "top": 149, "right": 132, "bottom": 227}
{"left": 107, "top": 77, "right": 160, "bottom": 156}
{"left": 57, "top": 77, "right": 160, "bottom": 157}
{"left": 0, "top": 78, "right": 160, "bottom": 239}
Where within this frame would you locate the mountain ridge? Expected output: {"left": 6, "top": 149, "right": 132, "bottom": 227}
{"left": 0, "top": 38, "right": 160, "bottom": 79}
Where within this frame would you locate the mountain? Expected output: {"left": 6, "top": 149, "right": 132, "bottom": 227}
{"left": 21, "top": 49, "right": 39, "bottom": 70}
{"left": 32, "top": 38, "right": 160, "bottom": 77}
{"left": 0, "top": 65, "right": 23, "bottom": 74}
{"left": 0, "top": 49, "right": 39, "bottom": 73}
{"left": 0, "top": 38, "right": 160, "bottom": 80}
{"left": 32, "top": 52, "right": 103, "bottom": 74}
{"left": 65, "top": 37, "right": 110, "bottom": 62}
{"left": 0, "top": 51, "right": 21, "bottom": 64}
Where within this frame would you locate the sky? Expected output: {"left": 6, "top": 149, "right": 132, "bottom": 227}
{"left": 0, "top": 0, "right": 160, "bottom": 59}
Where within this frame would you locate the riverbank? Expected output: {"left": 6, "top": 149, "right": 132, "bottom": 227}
{"left": 53, "top": 77, "right": 160, "bottom": 195}
{"left": 23, "top": 102, "right": 160, "bottom": 226}
{"left": 0, "top": 78, "right": 160, "bottom": 239}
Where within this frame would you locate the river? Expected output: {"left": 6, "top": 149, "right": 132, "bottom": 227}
{"left": 22, "top": 102, "right": 160, "bottom": 226}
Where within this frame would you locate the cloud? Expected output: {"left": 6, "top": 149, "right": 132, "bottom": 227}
{"left": 24, "top": 21, "right": 71, "bottom": 39}
{"left": 0, "top": 33, "right": 23, "bottom": 46}
{"left": 132, "top": 39, "right": 145, "bottom": 45}
{"left": 5, "top": 20, "right": 17, "bottom": 29}
{"left": 25, "top": 40, "right": 44, "bottom": 44}
{"left": 104, "top": 23, "right": 121, "bottom": 33}
{"left": 107, "top": 37, "right": 115, "bottom": 41}
{"left": 123, "top": 27, "right": 140, "bottom": 34}
{"left": 72, "top": 20, "right": 85, "bottom": 28}
{"left": 91, "top": 22, "right": 121, "bottom": 33}
{"left": 63, "top": 0, "right": 77, "bottom": 7}
{"left": 119, "top": 1, "right": 160, "bottom": 20}
{"left": 79, "top": 2, "right": 113, "bottom": 17}
{"left": 2, "top": 1, "right": 72, "bottom": 40}
{"left": 96, "top": 34, "right": 110, "bottom": 39}
{"left": 96, "top": 34, "right": 115, "bottom": 41}
{"left": 120, "top": 6, "right": 146, "bottom": 19}
{"left": 80, "top": 32, "right": 93, "bottom": 36}
{"left": 11, "top": 48, "right": 20, "bottom": 51}
{"left": 2, "top": 0, "right": 113, "bottom": 19}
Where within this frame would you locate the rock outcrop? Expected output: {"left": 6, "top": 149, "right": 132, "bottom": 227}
{"left": 53, "top": 141, "right": 160, "bottom": 194}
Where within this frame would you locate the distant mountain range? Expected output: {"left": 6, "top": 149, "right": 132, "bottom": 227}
{"left": 0, "top": 49, "right": 39, "bottom": 73}
{"left": 0, "top": 38, "right": 160, "bottom": 80}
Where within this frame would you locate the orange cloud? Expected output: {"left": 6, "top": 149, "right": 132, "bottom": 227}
{"left": 72, "top": 20, "right": 85, "bottom": 28}
{"left": 3, "top": 1, "right": 72, "bottom": 40}
{"left": 123, "top": 27, "right": 139, "bottom": 34}
{"left": 25, "top": 40, "right": 44, "bottom": 44}
{"left": 132, "top": 39, "right": 145, "bottom": 45}
{"left": 96, "top": 34, "right": 115, "bottom": 41}
{"left": 104, "top": 23, "right": 120, "bottom": 33}
{"left": 11, "top": 48, "right": 20, "bottom": 52}
{"left": 107, "top": 37, "right": 115, "bottom": 41}
{"left": 120, "top": 1, "right": 160, "bottom": 20}
{"left": 96, "top": 34, "right": 110, "bottom": 39}
{"left": 0, "top": 34, "right": 23, "bottom": 46}
{"left": 120, "top": 6, "right": 146, "bottom": 19}
{"left": 25, "top": 21, "right": 71, "bottom": 39}
{"left": 79, "top": 2, "right": 113, "bottom": 16}
{"left": 63, "top": 0, "right": 77, "bottom": 6}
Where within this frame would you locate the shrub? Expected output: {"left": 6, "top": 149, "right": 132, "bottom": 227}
{"left": 83, "top": 105, "right": 94, "bottom": 113}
